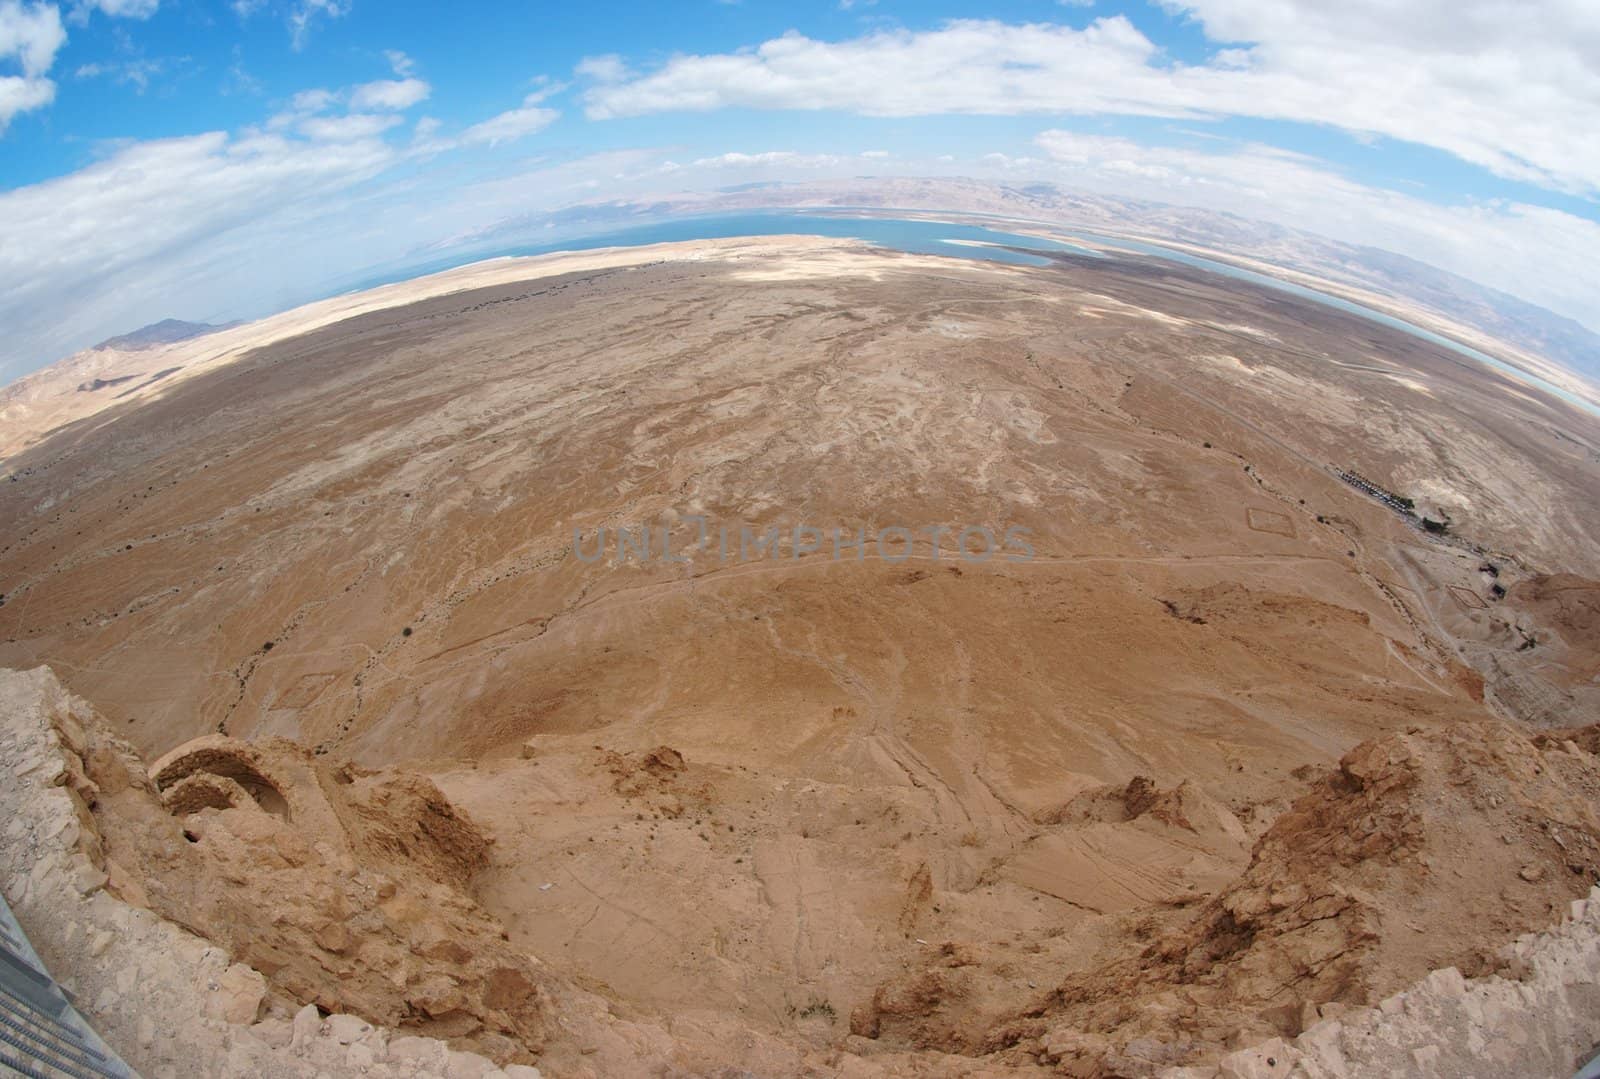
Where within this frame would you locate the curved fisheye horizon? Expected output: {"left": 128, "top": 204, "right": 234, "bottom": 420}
{"left": 3, "top": 5, "right": 1600, "bottom": 1079}
{"left": 1, "top": 2, "right": 1599, "bottom": 389}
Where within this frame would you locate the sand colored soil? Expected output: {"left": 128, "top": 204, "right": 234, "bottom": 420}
{"left": 2, "top": 237, "right": 1599, "bottom": 1075}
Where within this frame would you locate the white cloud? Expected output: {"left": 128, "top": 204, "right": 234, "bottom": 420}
{"left": 980, "top": 152, "right": 1041, "bottom": 168}
{"left": 299, "top": 112, "right": 401, "bottom": 141}
{"left": 0, "top": 71, "right": 52, "bottom": 127}
{"left": 288, "top": 0, "right": 347, "bottom": 50}
{"left": 3, "top": 0, "right": 166, "bottom": 130}
{"left": 264, "top": 86, "right": 335, "bottom": 130}
{"left": 222, "top": 48, "right": 259, "bottom": 95}
{"left": 429, "top": 148, "right": 695, "bottom": 244}
{"left": 574, "top": 53, "right": 628, "bottom": 83}
{"left": 582, "top": 11, "right": 1600, "bottom": 196}
{"left": 0, "top": 69, "right": 583, "bottom": 378}
{"left": 579, "top": 20, "right": 1176, "bottom": 119}
{"left": 0, "top": 0, "right": 63, "bottom": 77}
{"left": 269, "top": 75, "right": 427, "bottom": 135}
{"left": 0, "top": 127, "right": 397, "bottom": 377}
{"left": 690, "top": 150, "right": 843, "bottom": 168}
{"left": 289, "top": 86, "right": 335, "bottom": 113}
{"left": 460, "top": 94, "right": 557, "bottom": 147}
{"left": 522, "top": 76, "right": 565, "bottom": 105}
{"left": 72, "top": 54, "right": 163, "bottom": 91}
{"left": 384, "top": 49, "right": 414, "bottom": 77}
{"left": 349, "top": 76, "right": 429, "bottom": 111}
{"left": 75, "top": 0, "right": 158, "bottom": 19}
{"left": 0, "top": 0, "right": 63, "bottom": 130}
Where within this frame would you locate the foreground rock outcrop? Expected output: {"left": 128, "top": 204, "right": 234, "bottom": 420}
{"left": 5, "top": 663, "right": 1600, "bottom": 1077}
{"left": 0, "top": 664, "right": 544, "bottom": 1077}
{"left": 0, "top": 665, "right": 1029, "bottom": 1076}
{"left": 977, "top": 719, "right": 1600, "bottom": 1074}
{"left": 1181, "top": 908, "right": 1600, "bottom": 1078}
{"left": 96, "top": 732, "right": 551, "bottom": 1062}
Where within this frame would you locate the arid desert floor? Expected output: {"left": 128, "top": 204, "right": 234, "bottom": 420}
{"left": 2, "top": 235, "right": 1599, "bottom": 1076}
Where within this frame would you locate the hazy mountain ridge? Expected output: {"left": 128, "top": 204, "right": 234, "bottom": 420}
{"left": 93, "top": 319, "right": 233, "bottom": 352}
{"left": 1337, "top": 246, "right": 1600, "bottom": 382}
{"left": 457, "top": 177, "right": 1599, "bottom": 387}
{"left": 11, "top": 180, "right": 1596, "bottom": 411}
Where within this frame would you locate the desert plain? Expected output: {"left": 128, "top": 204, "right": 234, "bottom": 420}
{"left": 1, "top": 233, "right": 1599, "bottom": 1076}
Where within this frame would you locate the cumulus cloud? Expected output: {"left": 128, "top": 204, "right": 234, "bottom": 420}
{"left": 349, "top": 76, "right": 429, "bottom": 111}
{"left": 298, "top": 112, "right": 400, "bottom": 141}
{"left": 460, "top": 93, "right": 557, "bottom": 147}
{"left": 270, "top": 72, "right": 428, "bottom": 134}
{"left": 1, "top": 0, "right": 64, "bottom": 73}
{"left": 577, "top": 19, "right": 1166, "bottom": 121}
{"left": 0, "top": 0, "right": 62, "bottom": 130}
{"left": 0, "top": 70, "right": 52, "bottom": 126}
{"left": 3, "top": 0, "right": 169, "bottom": 129}
{"left": 0, "top": 65, "right": 51, "bottom": 120}
{"left": 288, "top": 86, "right": 335, "bottom": 113}
{"left": 582, "top": 10, "right": 1600, "bottom": 196}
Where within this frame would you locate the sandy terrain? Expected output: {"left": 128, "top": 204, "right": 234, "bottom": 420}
{"left": 1, "top": 236, "right": 1598, "bottom": 1075}
{"left": 0, "top": 236, "right": 854, "bottom": 461}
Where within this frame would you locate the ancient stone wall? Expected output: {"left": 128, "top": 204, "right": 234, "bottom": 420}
{"left": 0, "top": 666, "right": 540, "bottom": 1079}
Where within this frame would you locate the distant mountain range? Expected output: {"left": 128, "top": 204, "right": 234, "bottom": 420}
{"left": 94, "top": 319, "right": 235, "bottom": 352}
{"left": 1335, "top": 246, "right": 1600, "bottom": 385}
{"left": 18, "top": 180, "right": 1598, "bottom": 417}
{"left": 445, "top": 177, "right": 1599, "bottom": 388}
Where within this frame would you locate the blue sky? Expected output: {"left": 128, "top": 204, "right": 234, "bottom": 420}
{"left": 2, "top": 0, "right": 1598, "bottom": 382}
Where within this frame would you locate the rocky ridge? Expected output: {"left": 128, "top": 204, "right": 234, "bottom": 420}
{"left": 0, "top": 665, "right": 1020, "bottom": 1077}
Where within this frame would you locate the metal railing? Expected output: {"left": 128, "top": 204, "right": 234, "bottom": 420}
{"left": 0, "top": 894, "right": 134, "bottom": 1079}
